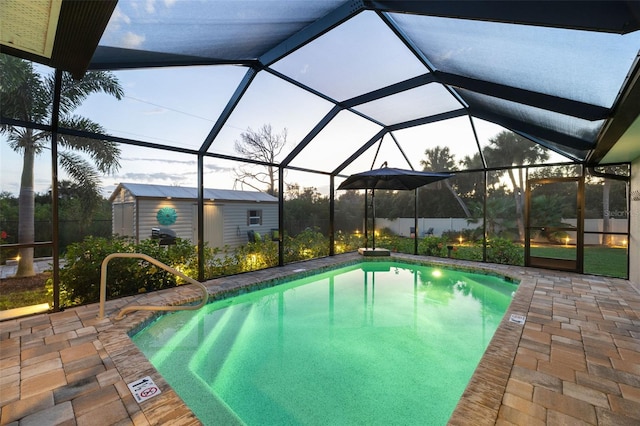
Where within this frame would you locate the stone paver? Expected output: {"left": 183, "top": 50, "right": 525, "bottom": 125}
{"left": 0, "top": 253, "right": 638, "bottom": 425}
{"left": 467, "top": 264, "right": 640, "bottom": 426}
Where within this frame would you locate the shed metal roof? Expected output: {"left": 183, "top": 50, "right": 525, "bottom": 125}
{"left": 110, "top": 183, "right": 278, "bottom": 203}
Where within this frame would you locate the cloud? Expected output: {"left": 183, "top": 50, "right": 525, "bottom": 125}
{"left": 103, "top": 6, "right": 132, "bottom": 41}
{"left": 122, "top": 157, "right": 196, "bottom": 165}
{"left": 205, "top": 164, "right": 234, "bottom": 173}
{"left": 122, "top": 31, "right": 146, "bottom": 48}
{"left": 145, "top": 0, "right": 156, "bottom": 14}
{"left": 118, "top": 172, "right": 188, "bottom": 182}
{"left": 110, "top": 7, "right": 131, "bottom": 26}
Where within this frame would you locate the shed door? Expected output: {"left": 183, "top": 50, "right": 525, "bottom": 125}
{"left": 194, "top": 204, "right": 223, "bottom": 248}
{"left": 113, "top": 203, "right": 135, "bottom": 237}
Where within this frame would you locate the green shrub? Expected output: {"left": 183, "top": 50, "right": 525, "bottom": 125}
{"left": 284, "top": 228, "right": 329, "bottom": 262}
{"left": 334, "top": 230, "right": 364, "bottom": 253}
{"left": 454, "top": 244, "right": 483, "bottom": 261}
{"left": 54, "top": 236, "right": 198, "bottom": 307}
{"left": 234, "top": 240, "right": 279, "bottom": 271}
{"left": 201, "top": 245, "right": 242, "bottom": 278}
{"left": 486, "top": 238, "right": 524, "bottom": 265}
{"left": 419, "top": 236, "right": 449, "bottom": 257}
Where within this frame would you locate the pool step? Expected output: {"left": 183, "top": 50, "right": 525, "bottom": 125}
{"left": 191, "top": 304, "right": 254, "bottom": 384}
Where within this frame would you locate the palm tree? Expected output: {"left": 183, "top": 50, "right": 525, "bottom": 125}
{"left": 467, "top": 196, "right": 515, "bottom": 237}
{"left": 483, "top": 131, "right": 549, "bottom": 242}
{"left": 421, "top": 146, "right": 471, "bottom": 217}
{"left": 0, "top": 55, "right": 123, "bottom": 277}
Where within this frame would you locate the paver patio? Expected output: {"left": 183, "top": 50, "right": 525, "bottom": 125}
{"left": 1, "top": 253, "right": 639, "bottom": 425}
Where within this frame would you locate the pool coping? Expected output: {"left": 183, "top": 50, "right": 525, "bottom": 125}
{"left": 2, "top": 253, "right": 639, "bottom": 425}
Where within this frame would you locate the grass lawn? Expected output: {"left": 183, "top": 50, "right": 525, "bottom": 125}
{"left": 530, "top": 245, "right": 627, "bottom": 278}
{"left": 0, "top": 272, "right": 51, "bottom": 311}
{"left": 391, "top": 235, "right": 628, "bottom": 279}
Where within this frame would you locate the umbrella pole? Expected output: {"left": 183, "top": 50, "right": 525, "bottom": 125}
{"left": 364, "top": 190, "right": 368, "bottom": 249}
{"left": 372, "top": 189, "right": 376, "bottom": 250}
{"left": 414, "top": 188, "right": 419, "bottom": 255}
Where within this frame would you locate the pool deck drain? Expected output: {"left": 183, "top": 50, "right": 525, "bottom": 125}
{"left": 1, "top": 253, "right": 639, "bottom": 425}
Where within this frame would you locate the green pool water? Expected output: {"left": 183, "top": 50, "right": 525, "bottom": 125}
{"left": 132, "top": 261, "right": 517, "bottom": 425}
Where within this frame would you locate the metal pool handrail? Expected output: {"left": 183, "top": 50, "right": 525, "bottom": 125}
{"left": 98, "top": 253, "right": 209, "bottom": 320}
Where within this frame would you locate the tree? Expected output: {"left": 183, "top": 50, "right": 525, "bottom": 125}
{"left": 483, "top": 131, "right": 549, "bottom": 242}
{"left": 458, "top": 152, "right": 502, "bottom": 199}
{"left": 588, "top": 165, "right": 629, "bottom": 246}
{"left": 375, "top": 189, "right": 413, "bottom": 219}
{"left": 54, "top": 180, "right": 112, "bottom": 248}
{"left": 420, "top": 146, "right": 471, "bottom": 217}
{"left": 234, "top": 124, "right": 287, "bottom": 195}
{"left": 283, "top": 184, "right": 329, "bottom": 235}
{"left": 335, "top": 190, "right": 365, "bottom": 234}
{"left": 0, "top": 55, "right": 123, "bottom": 277}
{"left": 468, "top": 195, "right": 514, "bottom": 237}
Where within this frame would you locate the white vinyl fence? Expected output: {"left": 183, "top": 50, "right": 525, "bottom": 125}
{"left": 376, "top": 217, "right": 628, "bottom": 245}
{"left": 375, "top": 218, "right": 481, "bottom": 238}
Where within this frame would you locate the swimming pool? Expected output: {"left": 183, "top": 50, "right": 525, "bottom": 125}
{"left": 132, "top": 260, "right": 518, "bottom": 425}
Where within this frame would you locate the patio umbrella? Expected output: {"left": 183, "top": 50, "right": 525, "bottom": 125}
{"left": 338, "top": 165, "right": 452, "bottom": 249}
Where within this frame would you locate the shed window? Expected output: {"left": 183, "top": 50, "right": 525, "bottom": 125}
{"left": 248, "top": 209, "right": 262, "bottom": 226}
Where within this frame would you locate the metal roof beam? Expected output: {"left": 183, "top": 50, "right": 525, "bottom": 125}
{"left": 199, "top": 67, "right": 258, "bottom": 154}
{"left": 380, "top": 9, "right": 476, "bottom": 118}
{"left": 340, "top": 68, "right": 606, "bottom": 124}
{"left": 470, "top": 107, "right": 595, "bottom": 151}
{"left": 434, "top": 71, "right": 610, "bottom": 121}
{"left": 376, "top": 10, "right": 470, "bottom": 111}
{"left": 265, "top": 68, "right": 341, "bottom": 106}
{"left": 56, "top": 127, "right": 200, "bottom": 156}
{"left": 281, "top": 105, "right": 343, "bottom": 167}
{"left": 341, "top": 73, "right": 436, "bottom": 108}
{"left": 388, "top": 132, "right": 415, "bottom": 170}
{"left": 260, "top": 0, "right": 365, "bottom": 66}
{"left": 511, "top": 130, "right": 585, "bottom": 162}
{"left": 388, "top": 109, "right": 468, "bottom": 131}
{"left": 468, "top": 116, "right": 487, "bottom": 169}
{"left": 89, "top": 46, "right": 257, "bottom": 71}
{"left": 332, "top": 129, "right": 388, "bottom": 175}
{"left": 0, "top": 117, "right": 50, "bottom": 133}
{"left": 265, "top": 67, "right": 386, "bottom": 127}
{"left": 365, "top": 1, "right": 640, "bottom": 34}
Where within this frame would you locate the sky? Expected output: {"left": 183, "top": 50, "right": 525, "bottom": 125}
{"left": 1, "top": 1, "right": 588, "bottom": 199}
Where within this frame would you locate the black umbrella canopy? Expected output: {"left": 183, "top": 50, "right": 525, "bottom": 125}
{"left": 338, "top": 166, "right": 453, "bottom": 191}
{"left": 338, "top": 166, "right": 453, "bottom": 251}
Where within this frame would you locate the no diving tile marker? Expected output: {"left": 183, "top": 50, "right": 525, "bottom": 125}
{"left": 509, "top": 314, "right": 526, "bottom": 325}
{"left": 128, "top": 376, "right": 161, "bottom": 403}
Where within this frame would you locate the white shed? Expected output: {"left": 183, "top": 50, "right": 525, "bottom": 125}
{"left": 109, "top": 183, "right": 278, "bottom": 248}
